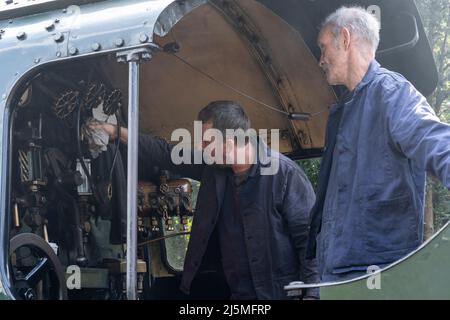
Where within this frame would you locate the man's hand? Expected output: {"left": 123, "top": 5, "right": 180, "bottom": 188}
{"left": 88, "top": 120, "right": 129, "bottom": 144}
{"left": 89, "top": 121, "right": 118, "bottom": 140}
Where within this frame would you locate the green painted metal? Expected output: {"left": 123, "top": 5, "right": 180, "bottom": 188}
{"left": 64, "top": 268, "right": 109, "bottom": 289}
{"left": 0, "top": 294, "right": 10, "bottom": 300}
{"left": 319, "top": 222, "right": 450, "bottom": 299}
{"left": 0, "top": 284, "right": 10, "bottom": 300}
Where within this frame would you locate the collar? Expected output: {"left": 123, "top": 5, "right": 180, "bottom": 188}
{"left": 332, "top": 59, "right": 380, "bottom": 110}
{"left": 353, "top": 59, "right": 380, "bottom": 93}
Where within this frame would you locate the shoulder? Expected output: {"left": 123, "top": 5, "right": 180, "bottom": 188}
{"left": 270, "top": 152, "right": 316, "bottom": 203}
{"left": 269, "top": 151, "right": 309, "bottom": 181}
{"left": 371, "top": 67, "right": 415, "bottom": 94}
{"left": 366, "top": 67, "right": 427, "bottom": 116}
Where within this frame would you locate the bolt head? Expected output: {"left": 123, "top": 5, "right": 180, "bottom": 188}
{"left": 56, "top": 51, "right": 62, "bottom": 57}
{"left": 69, "top": 47, "right": 78, "bottom": 55}
{"left": 45, "top": 22, "right": 54, "bottom": 31}
{"left": 34, "top": 58, "right": 40, "bottom": 64}
{"left": 53, "top": 32, "right": 64, "bottom": 42}
{"left": 139, "top": 33, "right": 149, "bottom": 43}
{"left": 91, "top": 42, "right": 101, "bottom": 51}
{"left": 16, "top": 32, "right": 26, "bottom": 40}
{"left": 115, "top": 38, "right": 124, "bottom": 47}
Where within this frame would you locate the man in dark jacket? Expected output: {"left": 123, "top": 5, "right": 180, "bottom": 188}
{"left": 96, "top": 100, "right": 319, "bottom": 299}
{"left": 307, "top": 6, "right": 450, "bottom": 282}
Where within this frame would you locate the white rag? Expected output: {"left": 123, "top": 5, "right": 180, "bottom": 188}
{"left": 82, "top": 118, "right": 110, "bottom": 158}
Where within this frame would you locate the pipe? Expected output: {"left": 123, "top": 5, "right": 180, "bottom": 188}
{"left": 126, "top": 60, "right": 139, "bottom": 300}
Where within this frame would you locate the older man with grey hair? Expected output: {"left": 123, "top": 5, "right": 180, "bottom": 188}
{"left": 306, "top": 6, "right": 450, "bottom": 282}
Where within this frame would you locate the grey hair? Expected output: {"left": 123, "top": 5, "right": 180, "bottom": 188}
{"left": 322, "top": 6, "right": 380, "bottom": 55}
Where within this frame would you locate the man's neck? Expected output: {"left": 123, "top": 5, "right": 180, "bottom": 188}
{"left": 345, "top": 55, "right": 373, "bottom": 91}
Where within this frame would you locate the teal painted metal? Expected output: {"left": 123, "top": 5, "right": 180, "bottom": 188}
{"left": 318, "top": 222, "right": 450, "bottom": 299}
{"left": 0, "top": 283, "right": 10, "bottom": 300}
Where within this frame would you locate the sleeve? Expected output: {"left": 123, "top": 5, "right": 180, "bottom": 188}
{"left": 281, "top": 165, "right": 320, "bottom": 299}
{"left": 386, "top": 82, "right": 450, "bottom": 189}
{"left": 138, "top": 133, "right": 205, "bottom": 181}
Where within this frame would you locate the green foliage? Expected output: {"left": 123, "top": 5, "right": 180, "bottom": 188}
{"left": 297, "top": 158, "right": 321, "bottom": 191}
{"left": 416, "top": 0, "right": 450, "bottom": 230}
{"left": 431, "top": 179, "right": 450, "bottom": 230}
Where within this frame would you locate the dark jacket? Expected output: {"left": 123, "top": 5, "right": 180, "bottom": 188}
{"left": 138, "top": 134, "right": 319, "bottom": 299}
{"left": 306, "top": 60, "right": 450, "bottom": 280}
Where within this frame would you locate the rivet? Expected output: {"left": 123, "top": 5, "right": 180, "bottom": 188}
{"left": 34, "top": 58, "right": 41, "bottom": 64}
{"left": 56, "top": 51, "right": 62, "bottom": 57}
{"left": 139, "top": 33, "right": 149, "bottom": 43}
{"left": 45, "top": 22, "right": 55, "bottom": 31}
{"left": 8, "top": 20, "right": 13, "bottom": 24}
{"left": 62, "top": 9, "right": 67, "bottom": 13}
{"left": 53, "top": 32, "right": 64, "bottom": 42}
{"left": 91, "top": 42, "right": 101, "bottom": 51}
{"left": 115, "top": 38, "right": 124, "bottom": 47}
{"left": 16, "top": 32, "right": 26, "bottom": 40}
{"left": 69, "top": 47, "right": 78, "bottom": 55}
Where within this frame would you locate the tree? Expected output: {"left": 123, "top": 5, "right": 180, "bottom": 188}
{"left": 298, "top": 158, "right": 321, "bottom": 191}
{"left": 416, "top": 0, "right": 450, "bottom": 238}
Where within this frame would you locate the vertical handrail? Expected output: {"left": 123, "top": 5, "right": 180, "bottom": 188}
{"left": 126, "top": 60, "right": 139, "bottom": 300}
{"left": 117, "top": 46, "right": 155, "bottom": 301}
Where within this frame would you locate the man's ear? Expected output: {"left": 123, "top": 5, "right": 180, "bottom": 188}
{"left": 341, "top": 27, "right": 351, "bottom": 51}
{"left": 224, "top": 138, "right": 235, "bottom": 163}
